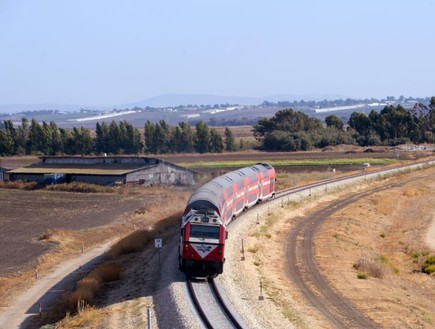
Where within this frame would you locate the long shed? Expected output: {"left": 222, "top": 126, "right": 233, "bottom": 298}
{"left": 7, "top": 156, "right": 196, "bottom": 186}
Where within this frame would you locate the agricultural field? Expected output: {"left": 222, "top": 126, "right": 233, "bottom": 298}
{"left": 0, "top": 147, "right": 433, "bottom": 309}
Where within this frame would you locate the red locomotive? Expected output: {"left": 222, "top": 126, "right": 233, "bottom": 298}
{"left": 179, "top": 163, "right": 276, "bottom": 277}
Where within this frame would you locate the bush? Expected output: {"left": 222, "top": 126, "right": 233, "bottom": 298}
{"left": 422, "top": 255, "right": 435, "bottom": 274}
{"left": 357, "top": 272, "right": 368, "bottom": 279}
{"left": 66, "top": 262, "right": 122, "bottom": 312}
{"left": 353, "top": 258, "right": 384, "bottom": 279}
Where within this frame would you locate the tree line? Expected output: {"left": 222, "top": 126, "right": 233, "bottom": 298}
{"left": 253, "top": 98, "right": 435, "bottom": 151}
{"left": 0, "top": 118, "right": 236, "bottom": 156}
{"left": 1, "top": 98, "right": 434, "bottom": 156}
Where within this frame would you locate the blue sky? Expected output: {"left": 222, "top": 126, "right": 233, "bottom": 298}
{"left": 0, "top": 0, "right": 434, "bottom": 107}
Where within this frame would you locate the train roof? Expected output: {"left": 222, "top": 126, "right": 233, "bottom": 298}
{"left": 187, "top": 163, "right": 274, "bottom": 212}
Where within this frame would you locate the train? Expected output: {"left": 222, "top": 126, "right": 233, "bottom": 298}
{"left": 179, "top": 163, "right": 276, "bottom": 278}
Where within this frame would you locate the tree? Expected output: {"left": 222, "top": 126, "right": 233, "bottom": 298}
{"left": 71, "top": 127, "right": 94, "bottom": 155}
{"left": 348, "top": 112, "right": 371, "bottom": 136}
{"left": 0, "top": 129, "right": 14, "bottom": 155}
{"left": 209, "top": 129, "right": 224, "bottom": 153}
{"left": 224, "top": 127, "right": 235, "bottom": 151}
{"left": 28, "top": 119, "right": 45, "bottom": 154}
{"left": 144, "top": 120, "right": 155, "bottom": 153}
{"left": 378, "top": 105, "right": 418, "bottom": 144}
{"left": 178, "top": 122, "right": 194, "bottom": 153}
{"left": 107, "top": 121, "right": 121, "bottom": 154}
{"left": 263, "top": 130, "right": 312, "bottom": 151}
{"left": 123, "top": 121, "right": 141, "bottom": 154}
{"left": 49, "top": 121, "right": 63, "bottom": 155}
{"left": 194, "top": 121, "right": 210, "bottom": 153}
{"left": 151, "top": 122, "right": 169, "bottom": 154}
{"left": 253, "top": 109, "right": 322, "bottom": 141}
{"left": 95, "top": 122, "right": 106, "bottom": 154}
{"left": 325, "top": 115, "right": 343, "bottom": 130}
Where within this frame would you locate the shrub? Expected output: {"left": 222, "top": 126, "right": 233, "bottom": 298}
{"left": 353, "top": 258, "right": 384, "bottom": 279}
{"left": 357, "top": 272, "right": 368, "bottom": 279}
{"left": 422, "top": 255, "right": 435, "bottom": 274}
{"left": 66, "top": 262, "right": 122, "bottom": 311}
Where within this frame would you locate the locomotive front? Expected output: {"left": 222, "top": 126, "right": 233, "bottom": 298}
{"left": 179, "top": 208, "right": 226, "bottom": 278}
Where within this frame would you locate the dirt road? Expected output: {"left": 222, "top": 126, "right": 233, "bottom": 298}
{"left": 284, "top": 175, "right": 430, "bottom": 328}
{"left": 0, "top": 240, "right": 114, "bottom": 329}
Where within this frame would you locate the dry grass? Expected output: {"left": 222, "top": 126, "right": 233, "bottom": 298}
{"left": 44, "top": 182, "right": 114, "bottom": 193}
{"left": 373, "top": 195, "right": 396, "bottom": 216}
{"left": 56, "top": 306, "right": 102, "bottom": 328}
{"left": 402, "top": 187, "right": 423, "bottom": 197}
{"left": 353, "top": 258, "right": 385, "bottom": 279}
{"left": 276, "top": 171, "right": 336, "bottom": 190}
{"left": 0, "top": 185, "right": 189, "bottom": 312}
{"left": 66, "top": 262, "right": 122, "bottom": 311}
{"left": 108, "top": 211, "right": 182, "bottom": 258}
{"left": 0, "top": 180, "right": 39, "bottom": 190}
{"left": 35, "top": 210, "right": 184, "bottom": 326}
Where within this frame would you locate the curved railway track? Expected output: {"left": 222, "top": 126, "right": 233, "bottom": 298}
{"left": 186, "top": 277, "right": 244, "bottom": 329}
{"left": 284, "top": 172, "right": 433, "bottom": 329}
{"left": 185, "top": 159, "right": 434, "bottom": 328}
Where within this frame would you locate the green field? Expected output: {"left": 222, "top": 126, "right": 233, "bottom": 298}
{"left": 178, "top": 158, "right": 398, "bottom": 169}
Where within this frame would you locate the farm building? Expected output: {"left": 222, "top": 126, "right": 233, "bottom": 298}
{"left": 0, "top": 167, "right": 7, "bottom": 182}
{"left": 7, "top": 156, "right": 196, "bottom": 186}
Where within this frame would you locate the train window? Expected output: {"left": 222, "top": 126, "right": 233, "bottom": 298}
{"left": 189, "top": 225, "right": 220, "bottom": 239}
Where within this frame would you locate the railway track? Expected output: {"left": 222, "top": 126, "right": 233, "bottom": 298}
{"left": 185, "top": 159, "right": 434, "bottom": 328}
{"left": 186, "top": 277, "right": 245, "bottom": 329}
{"left": 284, "top": 172, "right": 434, "bottom": 329}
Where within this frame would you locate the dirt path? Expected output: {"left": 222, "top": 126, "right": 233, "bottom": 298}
{"left": 283, "top": 176, "right": 426, "bottom": 328}
{"left": 0, "top": 240, "right": 114, "bottom": 329}
{"left": 221, "top": 166, "right": 435, "bottom": 329}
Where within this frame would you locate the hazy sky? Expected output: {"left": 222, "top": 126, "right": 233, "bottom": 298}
{"left": 1, "top": 0, "right": 434, "bottom": 106}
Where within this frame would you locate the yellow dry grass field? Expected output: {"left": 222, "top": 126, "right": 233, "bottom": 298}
{"left": 243, "top": 167, "right": 435, "bottom": 329}
{"left": 316, "top": 170, "right": 435, "bottom": 328}
{"left": 0, "top": 185, "right": 191, "bottom": 309}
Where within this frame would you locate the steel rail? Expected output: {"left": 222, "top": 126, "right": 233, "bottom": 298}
{"left": 186, "top": 276, "right": 244, "bottom": 329}
{"left": 208, "top": 278, "right": 244, "bottom": 329}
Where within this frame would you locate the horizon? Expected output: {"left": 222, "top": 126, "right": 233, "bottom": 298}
{"left": 1, "top": 1, "right": 434, "bottom": 108}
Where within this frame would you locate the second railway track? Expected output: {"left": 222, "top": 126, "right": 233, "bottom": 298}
{"left": 284, "top": 172, "right": 434, "bottom": 329}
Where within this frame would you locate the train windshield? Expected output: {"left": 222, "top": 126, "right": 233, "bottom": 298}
{"left": 189, "top": 225, "right": 220, "bottom": 239}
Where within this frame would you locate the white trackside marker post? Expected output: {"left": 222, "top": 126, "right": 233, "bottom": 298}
{"left": 155, "top": 238, "right": 162, "bottom": 279}
{"left": 147, "top": 308, "right": 152, "bottom": 329}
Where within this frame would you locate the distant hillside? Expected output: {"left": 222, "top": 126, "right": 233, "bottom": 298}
{"left": 0, "top": 93, "right": 346, "bottom": 114}
{"left": 0, "top": 103, "right": 104, "bottom": 114}
{"left": 116, "top": 93, "right": 345, "bottom": 108}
